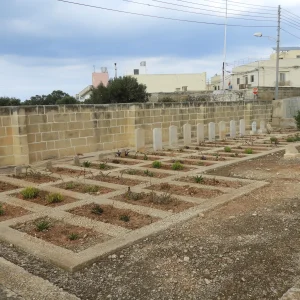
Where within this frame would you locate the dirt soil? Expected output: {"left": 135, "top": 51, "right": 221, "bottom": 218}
{"left": 0, "top": 204, "right": 29, "bottom": 222}
{"left": 69, "top": 204, "right": 159, "bottom": 230}
{"left": 52, "top": 167, "right": 91, "bottom": 177}
{"left": 13, "top": 190, "right": 78, "bottom": 207}
{"left": 10, "top": 174, "right": 58, "bottom": 184}
{"left": 57, "top": 182, "right": 114, "bottom": 195}
{"left": 177, "top": 176, "right": 246, "bottom": 189}
{"left": 148, "top": 164, "right": 194, "bottom": 172}
{"left": 148, "top": 183, "right": 224, "bottom": 199}
{"left": 166, "top": 159, "right": 217, "bottom": 166}
{"left": 112, "top": 192, "right": 195, "bottom": 213}
{"left": 109, "top": 158, "right": 140, "bottom": 165}
{"left": 0, "top": 181, "right": 19, "bottom": 192}
{"left": 12, "top": 217, "right": 109, "bottom": 252}
{"left": 2, "top": 149, "right": 300, "bottom": 299}
{"left": 92, "top": 175, "right": 143, "bottom": 186}
{"left": 123, "top": 169, "right": 170, "bottom": 179}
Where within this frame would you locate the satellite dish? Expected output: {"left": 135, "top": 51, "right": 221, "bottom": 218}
{"left": 101, "top": 67, "right": 108, "bottom": 73}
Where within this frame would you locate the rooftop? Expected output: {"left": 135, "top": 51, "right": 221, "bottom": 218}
{"left": 272, "top": 47, "right": 300, "bottom": 51}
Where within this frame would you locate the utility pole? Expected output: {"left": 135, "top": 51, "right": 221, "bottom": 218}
{"left": 275, "top": 5, "right": 281, "bottom": 100}
{"left": 114, "top": 63, "right": 117, "bottom": 79}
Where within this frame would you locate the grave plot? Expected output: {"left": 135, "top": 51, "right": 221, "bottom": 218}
{"left": 89, "top": 174, "right": 144, "bottom": 186}
{"left": 164, "top": 158, "right": 217, "bottom": 167}
{"left": 146, "top": 160, "right": 195, "bottom": 172}
{"left": 0, "top": 203, "right": 30, "bottom": 222}
{"left": 10, "top": 172, "right": 58, "bottom": 184}
{"left": 0, "top": 181, "right": 20, "bottom": 192}
{"left": 122, "top": 168, "right": 171, "bottom": 178}
{"left": 52, "top": 166, "right": 95, "bottom": 177}
{"left": 56, "top": 181, "right": 114, "bottom": 195}
{"left": 107, "top": 158, "right": 141, "bottom": 165}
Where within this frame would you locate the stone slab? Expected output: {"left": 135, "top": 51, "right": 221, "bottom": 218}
{"left": 197, "top": 123, "right": 205, "bottom": 143}
{"left": 153, "top": 128, "right": 163, "bottom": 151}
{"left": 183, "top": 124, "right": 192, "bottom": 146}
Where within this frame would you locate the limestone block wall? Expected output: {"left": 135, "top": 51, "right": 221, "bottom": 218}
{"left": 0, "top": 101, "right": 272, "bottom": 166}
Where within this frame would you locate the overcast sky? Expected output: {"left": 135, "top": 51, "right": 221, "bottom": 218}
{"left": 1, "top": 0, "right": 300, "bottom": 100}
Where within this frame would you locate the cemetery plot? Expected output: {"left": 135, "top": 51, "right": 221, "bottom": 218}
{"left": 10, "top": 172, "right": 58, "bottom": 184}
{"left": 0, "top": 203, "right": 30, "bottom": 222}
{"left": 147, "top": 183, "right": 224, "bottom": 199}
{"left": 56, "top": 181, "right": 114, "bottom": 195}
{"left": 164, "top": 159, "right": 217, "bottom": 166}
{"left": 11, "top": 187, "right": 78, "bottom": 207}
{"left": 52, "top": 167, "right": 93, "bottom": 177}
{"left": 12, "top": 217, "right": 109, "bottom": 252}
{"left": 188, "top": 154, "right": 237, "bottom": 161}
{"left": 108, "top": 158, "right": 141, "bottom": 165}
{"left": 0, "top": 181, "right": 20, "bottom": 192}
{"left": 147, "top": 161, "right": 195, "bottom": 172}
{"left": 69, "top": 203, "right": 159, "bottom": 230}
{"left": 91, "top": 174, "right": 144, "bottom": 186}
{"left": 122, "top": 168, "right": 171, "bottom": 178}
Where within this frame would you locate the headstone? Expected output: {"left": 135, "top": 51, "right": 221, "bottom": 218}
{"left": 230, "top": 120, "right": 236, "bottom": 138}
{"left": 120, "top": 149, "right": 126, "bottom": 158}
{"left": 153, "top": 128, "right": 163, "bottom": 151}
{"left": 218, "top": 121, "right": 226, "bottom": 140}
{"left": 197, "top": 123, "right": 205, "bottom": 144}
{"left": 183, "top": 124, "right": 192, "bottom": 146}
{"left": 46, "top": 161, "right": 53, "bottom": 171}
{"left": 169, "top": 125, "right": 178, "bottom": 147}
{"left": 284, "top": 145, "right": 300, "bottom": 159}
{"left": 135, "top": 128, "right": 145, "bottom": 152}
{"left": 14, "top": 166, "right": 22, "bottom": 177}
{"left": 74, "top": 155, "right": 80, "bottom": 166}
{"left": 260, "top": 120, "right": 266, "bottom": 133}
{"left": 239, "top": 119, "right": 245, "bottom": 137}
{"left": 251, "top": 121, "right": 257, "bottom": 135}
{"left": 267, "top": 123, "right": 273, "bottom": 133}
{"left": 208, "top": 122, "right": 215, "bottom": 142}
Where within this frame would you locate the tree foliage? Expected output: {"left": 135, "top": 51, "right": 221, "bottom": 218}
{"left": 0, "top": 97, "right": 21, "bottom": 106}
{"left": 86, "top": 76, "right": 150, "bottom": 104}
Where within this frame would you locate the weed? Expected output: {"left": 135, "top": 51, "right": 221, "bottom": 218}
{"left": 152, "top": 161, "right": 162, "bottom": 169}
{"left": 119, "top": 215, "right": 130, "bottom": 222}
{"left": 144, "top": 169, "right": 154, "bottom": 177}
{"left": 179, "top": 148, "right": 184, "bottom": 152}
{"left": 36, "top": 219, "right": 50, "bottom": 232}
{"left": 294, "top": 110, "right": 300, "bottom": 130}
{"left": 245, "top": 148, "right": 253, "bottom": 154}
{"left": 194, "top": 175, "right": 204, "bottom": 183}
{"left": 83, "top": 185, "right": 99, "bottom": 194}
{"left": 270, "top": 137, "right": 278, "bottom": 144}
{"left": 68, "top": 233, "right": 79, "bottom": 240}
{"left": 230, "top": 154, "right": 235, "bottom": 157}
{"left": 20, "top": 187, "right": 39, "bottom": 199}
{"left": 286, "top": 137, "right": 295, "bottom": 142}
{"left": 143, "top": 154, "right": 148, "bottom": 160}
{"left": 65, "top": 182, "right": 75, "bottom": 189}
{"left": 172, "top": 161, "right": 184, "bottom": 170}
{"left": 99, "top": 163, "right": 107, "bottom": 169}
{"left": 198, "top": 161, "right": 204, "bottom": 166}
{"left": 150, "top": 192, "right": 173, "bottom": 205}
{"left": 160, "top": 182, "right": 171, "bottom": 190}
{"left": 82, "top": 161, "right": 91, "bottom": 168}
{"left": 126, "top": 191, "right": 144, "bottom": 201}
{"left": 224, "top": 146, "right": 232, "bottom": 152}
{"left": 91, "top": 204, "right": 104, "bottom": 215}
{"left": 112, "top": 159, "right": 120, "bottom": 164}
{"left": 184, "top": 146, "right": 190, "bottom": 149}
{"left": 234, "top": 152, "right": 239, "bottom": 157}
{"left": 46, "top": 193, "right": 64, "bottom": 204}
{"left": 0, "top": 204, "right": 4, "bottom": 216}
{"left": 195, "top": 147, "right": 200, "bottom": 150}
{"left": 126, "top": 169, "right": 137, "bottom": 175}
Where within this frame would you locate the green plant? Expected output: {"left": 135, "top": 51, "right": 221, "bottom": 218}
{"left": 91, "top": 204, "right": 104, "bottom": 215}
{"left": 36, "top": 220, "right": 50, "bottom": 232}
{"left": 0, "top": 204, "right": 4, "bottom": 216}
{"left": 294, "top": 110, "right": 300, "bottom": 130}
{"left": 270, "top": 137, "right": 278, "bottom": 144}
{"left": 150, "top": 192, "right": 173, "bottom": 204}
{"left": 224, "top": 146, "right": 232, "bottom": 152}
{"left": 286, "top": 137, "right": 295, "bottom": 142}
{"left": 126, "top": 191, "right": 144, "bottom": 201}
{"left": 144, "top": 169, "right": 154, "bottom": 177}
{"left": 119, "top": 215, "right": 130, "bottom": 222}
{"left": 20, "top": 187, "right": 39, "bottom": 199}
{"left": 172, "top": 161, "right": 184, "bottom": 170}
{"left": 294, "top": 134, "right": 300, "bottom": 141}
{"left": 152, "top": 161, "right": 162, "bottom": 169}
{"left": 194, "top": 175, "right": 204, "bottom": 183}
{"left": 245, "top": 148, "right": 253, "bottom": 154}
{"left": 46, "top": 193, "right": 64, "bottom": 204}
{"left": 143, "top": 154, "right": 148, "bottom": 160}
{"left": 126, "top": 169, "right": 137, "bottom": 175}
{"left": 99, "top": 163, "right": 107, "bottom": 169}
{"left": 82, "top": 161, "right": 91, "bottom": 168}
{"left": 68, "top": 233, "right": 79, "bottom": 240}
{"left": 83, "top": 185, "right": 99, "bottom": 193}
{"left": 65, "top": 182, "right": 75, "bottom": 189}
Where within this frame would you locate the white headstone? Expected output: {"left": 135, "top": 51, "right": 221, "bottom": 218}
{"left": 230, "top": 120, "right": 236, "bottom": 138}
{"left": 251, "top": 121, "right": 257, "bottom": 134}
{"left": 153, "top": 128, "right": 163, "bottom": 151}
{"left": 169, "top": 125, "right": 178, "bottom": 147}
{"left": 239, "top": 119, "right": 245, "bottom": 137}
{"left": 284, "top": 144, "right": 300, "bottom": 159}
{"left": 183, "top": 123, "right": 192, "bottom": 146}
{"left": 267, "top": 123, "right": 273, "bottom": 133}
{"left": 208, "top": 122, "right": 215, "bottom": 142}
{"left": 218, "top": 121, "right": 226, "bottom": 140}
{"left": 260, "top": 120, "right": 266, "bottom": 132}
{"left": 135, "top": 128, "right": 145, "bottom": 151}
{"left": 197, "top": 123, "right": 205, "bottom": 144}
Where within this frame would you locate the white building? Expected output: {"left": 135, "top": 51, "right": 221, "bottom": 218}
{"left": 231, "top": 47, "right": 300, "bottom": 90}
{"left": 132, "top": 73, "right": 207, "bottom": 93}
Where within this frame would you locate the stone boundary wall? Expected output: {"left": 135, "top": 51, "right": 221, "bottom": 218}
{"left": 0, "top": 101, "right": 272, "bottom": 166}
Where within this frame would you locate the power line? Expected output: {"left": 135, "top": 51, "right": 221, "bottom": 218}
{"left": 281, "top": 14, "right": 300, "bottom": 27}
{"left": 282, "top": 8, "right": 300, "bottom": 21}
{"left": 281, "top": 28, "right": 300, "bottom": 40}
{"left": 151, "top": 0, "right": 278, "bottom": 16}
{"left": 282, "top": 20, "right": 300, "bottom": 31}
{"left": 214, "top": 0, "right": 276, "bottom": 9}
{"left": 282, "top": 16, "right": 300, "bottom": 27}
{"left": 121, "top": 0, "right": 277, "bottom": 22}
{"left": 57, "top": 0, "right": 277, "bottom": 27}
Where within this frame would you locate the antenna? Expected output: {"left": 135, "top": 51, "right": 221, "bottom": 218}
{"left": 114, "top": 63, "right": 117, "bottom": 79}
{"left": 93, "top": 65, "right": 95, "bottom": 73}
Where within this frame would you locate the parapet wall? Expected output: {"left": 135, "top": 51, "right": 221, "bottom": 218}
{"left": 0, "top": 101, "right": 272, "bottom": 166}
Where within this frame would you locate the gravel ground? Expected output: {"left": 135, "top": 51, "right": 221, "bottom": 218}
{"left": 0, "top": 284, "right": 24, "bottom": 300}
{"left": 1, "top": 151, "right": 300, "bottom": 299}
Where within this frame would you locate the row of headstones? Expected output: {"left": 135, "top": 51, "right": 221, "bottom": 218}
{"left": 135, "top": 120, "right": 267, "bottom": 151}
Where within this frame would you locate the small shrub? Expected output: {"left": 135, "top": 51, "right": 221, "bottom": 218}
{"left": 184, "top": 146, "right": 190, "bottom": 149}
{"left": 65, "top": 182, "right": 75, "bottom": 189}
{"left": 20, "top": 187, "right": 39, "bottom": 199}
{"left": 112, "top": 159, "right": 120, "bottom": 164}
{"left": 158, "top": 96, "right": 175, "bottom": 103}
{"left": 245, "top": 148, "right": 253, "bottom": 154}
{"left": 152, "top": 161, "right": 162, "bottom": 169}
{"left": 179, "top": 148, "right": 184, "bottom": 152}
{"left": 99, "top": 163, "right": 107, "bottom": 169}
{"left": 270, "top": 137, "right": 278, "bottom": 144}
{"left": 83, "top": 185, "right": 99, "bottom": 193}
{"left": 195, "top": 147, "right": 200, "bottom": 150}
{"left": 294, "top": 110, "right": 300, "bottom": 130}
{"left": 119, "top": 215, "right": 130, "bottom": 222}
{"left": 46, "top": 193, "right": 64, "bottom": 204}
{"left": 36, "top": 220, "right": 50, "bottom": 232}
{"left": 286, "top": 137, "right": 295, "bottom": 142}
{"left": 194, "top": 175, "right": 204, "bottom": 183}
{"left": 82, "top": 161, "right": 91, "bottom": 168}
{"left": 144, "top": 169, "right": 154, "bottom": 177}
{"left": 143, "top": 154, "right": 148, "bottom": 160}
{"left": 198, "top": 161, "right": 204, "bottom": 166}
{"left": 126, "top": 191, "right": 144, "bottom": 201}
{"left": 172, "top": 161, "right": 184, "bottom": 170}
{"left": 91, "top": 204, "right": 104, "bottom": 215}
{"left": 0, "top": 204, "right": 4, "bottom": 215}
{"left": 294, "top": 134, "right": 300, "bottom": 141}
{"left": 126, "top": 169, "right": 137, "bottom": 175}
{"left": 160, "top": 182, "right": 171, "bottom": 190}
{"left": 68, "top": 233, "right": 79, "bottom": 240}
{"left": 224, "top": 146, "right": 232, "bottom": 152}
{"left": 150, "top": 192, "right": 173, "bottom": 204}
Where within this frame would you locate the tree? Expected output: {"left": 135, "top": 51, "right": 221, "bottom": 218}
{"left": 86, "top": 76, "right": 150, "bottom": 104}
{"left": 0, "top": 97, "right": 21, "bottom": 106}
{"left": 23, "top": 90, "right": 75, "bottom": 105}
{"left": 56, "top": 96, "right": 78, "bottom": 105}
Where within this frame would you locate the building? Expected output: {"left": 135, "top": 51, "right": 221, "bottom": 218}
{"left": 132, "top": 73, "right": 207, "bottom": 93}
{"left": 231, "top": 47, "right": 300, "bottom": 90}
{"left": 76, "top": 71, "right": 109, "bottom": 101}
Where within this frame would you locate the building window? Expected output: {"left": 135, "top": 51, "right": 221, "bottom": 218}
{"left": 237, "top": 78, "right": 240, "bottom": 84}
{"left": 218, "top": 86, "right": 220, "bottom": 90}
{"left": 245, "top": 76, "right": 248, "bottom": 85}
{"left": 251, "top": 75, "right": 254, "bottom": 83}
{"left": 214, "top": 86, "right": 217, "bottom": 90}
{"left": 280, "top": 73, "right": 286, "bottom": 82}
{"left": 175, "top": 88, "right": 180, "bottom": 92}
